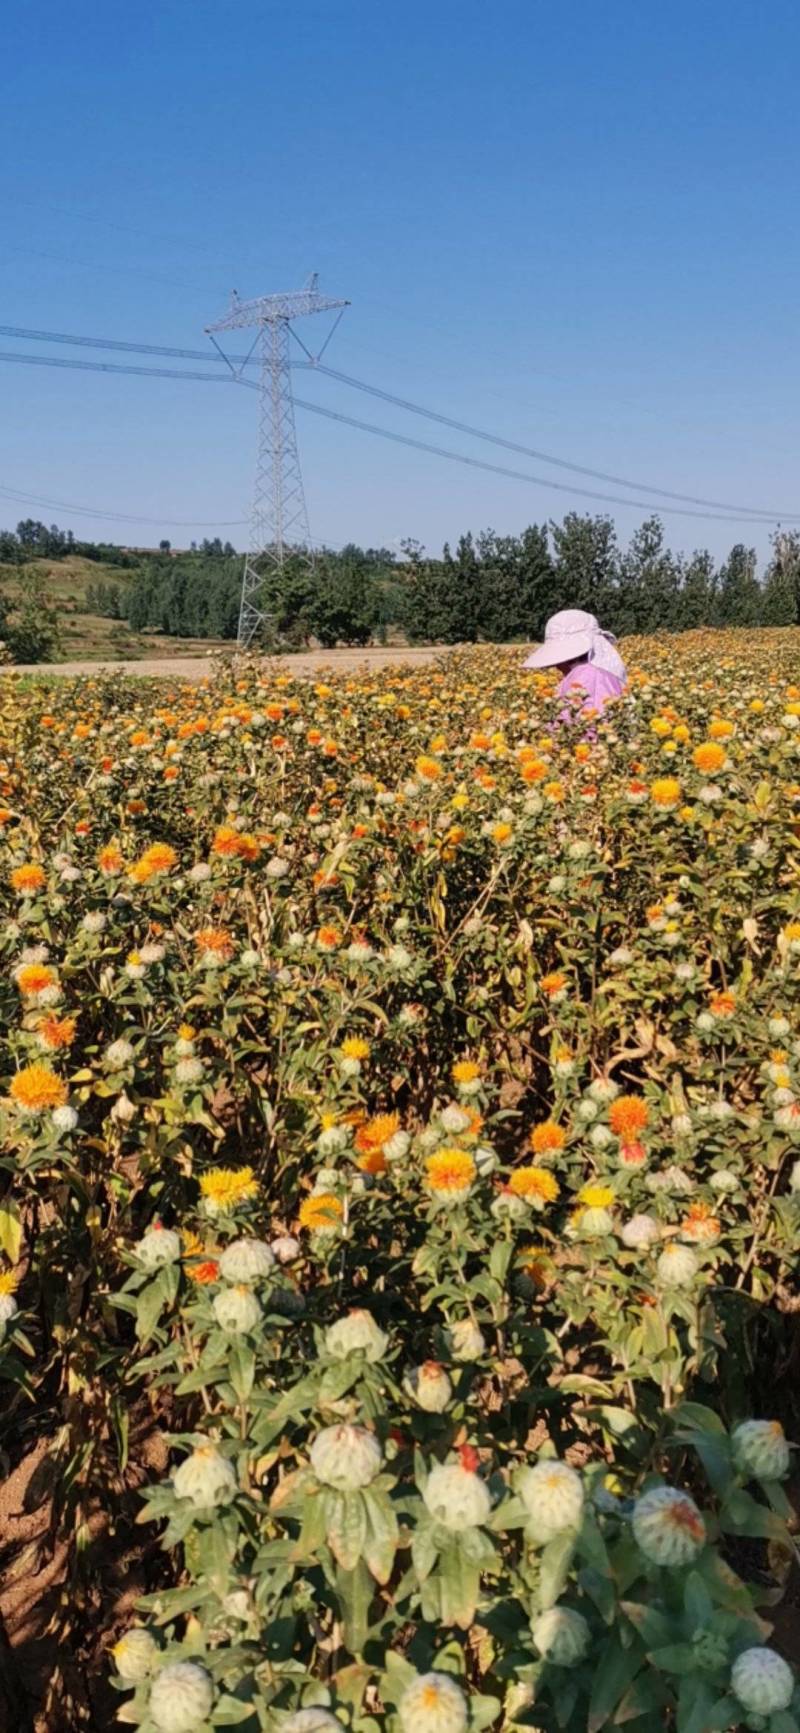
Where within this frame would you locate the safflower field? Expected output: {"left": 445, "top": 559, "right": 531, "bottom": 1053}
{"left": 2, "top": 630, "right": 800, "bottom": 1733}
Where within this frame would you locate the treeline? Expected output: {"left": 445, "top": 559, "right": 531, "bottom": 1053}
{"left": 119, "top": 516, "right": 800, "bottom": 644}
{"left": 119, "top": 544, "right": 406, "bottom": 645}
{"left": 3, "top": 513, "right": 800, "bottom": 651}
{"left": 401, "top": 516, "right": 800, "bottom": 642}
{"left": 0, "top": 519, "right": 138, "bottom": 568}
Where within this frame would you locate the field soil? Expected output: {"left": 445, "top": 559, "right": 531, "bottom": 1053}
{"left": 6, "top": 644, "right": 455, "bottom": 680}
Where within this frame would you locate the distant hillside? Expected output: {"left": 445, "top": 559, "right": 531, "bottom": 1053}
{"left": 0, "top": 554, "right": 229, "bottom": 662}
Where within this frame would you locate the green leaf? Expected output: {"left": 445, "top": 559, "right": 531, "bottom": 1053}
{"left": 672, "top": 1401, "right": 727, "bottom": 1436}
{"left": 196, "top": 1522, "right": 235, "bottom": 1596}
{"left": 683, "top": 1570, "right": 713, "bottom": 1632}
{"left": 438, "top": 1543, "right": 480, "bottom": 1630}
{"left": 489, "top": 1239, "right": 512, "bottom": 1283}
{"left": 613, "top": 1671, "right": 671, "bottom": 1725}
{"left": 319, "top": 1362, "right": 361, "bottom": 1404}
{"left": 332, "top": 1663, "right": 371, "bottom": 1711}
{"left": 588, "top": 1636, "right": 644, "bottom": 1733}
{"left": 361, "top": 1486, "right": 399, "bottom": 1584}
{"left": 0, "top": 1203, "right": 22, "bottom": 1264}
{"left": 380, "top": 1652, "right": 418, "bottom": 1706}
{"left": 109, "top": 1393, "right": 129, "bottom": 1471}
{"left": 411, "top": 1524, "right": 439, "bottom": 1583}
{"left": 291, "top": 1488, "right": 330, "bottom": 1561}
{"left": 674, "top": 1431, "right": 733, "bottom": 1497}
{"left": 579, "top": 1563, "right": 616, "bottom": 1624}
{"left": 212, "top": 1696, "right": 256, "bottom": 1725}
{"left": 326, "top": 1490, "right": 368, "bottom": 1572}
{"left": 539, "top": 1531, "right": 576, "bottom": 1611}
{"left": 619, "top": 1601, "right": 672, "bottom": 1648}
{"left": 675, "top": 1678, "right": 717, "bottom": 1733}
{"left": 648, "top": 1642, "right": 696, "bottom": 1674}
{"left": 721, "top": 1489, "right": 788, "bottom": 1543}
{"left": 227, "top": 1340, "right": 255, "bottom": 1404}
{"left": 335, "top": 1560, "right": 373, "bottom": 1657}
{"left": 135, "top": 1273, "right": 169, "bottom": 1344}
{"left": 469, "top": 1695, "right": 502, "bottom": 1732}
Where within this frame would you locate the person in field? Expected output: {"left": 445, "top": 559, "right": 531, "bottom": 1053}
{"left": 522, "top": 608, "right": 626, "bottom": 716}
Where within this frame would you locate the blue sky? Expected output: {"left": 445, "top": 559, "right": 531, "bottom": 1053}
{"left": 2, "top": 0, "right": 799, "bottom": 564}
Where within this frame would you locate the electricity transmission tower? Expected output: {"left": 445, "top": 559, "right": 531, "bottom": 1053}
{"left": 206, "top": 276, "right": 348, "bottom": 648}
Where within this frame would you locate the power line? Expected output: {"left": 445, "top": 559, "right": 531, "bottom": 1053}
{"left": 0, "top": 349, "right": 238, "bottom": 386}
{"left": 1, "top": 320, "right": 796, "bottom": 523}
{"left": 311, "top": 361, "right": 794, "bottom": 523}
{"left": 1, "top": 341, "right": 797, "bottom": 528}
{"left": 290, "top": 397, "right": 795, "bottom": 526}
{"left": 0, "top": 481, "right": 345, "bottom": 545}
{"left": 0, "top": 323, "right": 264, "bottom": 367}
{"left": 0, "top": 483, "right": 247, "bottom": 526}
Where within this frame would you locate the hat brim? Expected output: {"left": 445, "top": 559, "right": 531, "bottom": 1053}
{"left": 523, "top": 631, "right": 594, "bottom": 670}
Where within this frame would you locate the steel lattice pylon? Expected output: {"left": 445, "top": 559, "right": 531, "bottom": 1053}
{"left": 206, "top": 275, "right": 348, "bottom": 647}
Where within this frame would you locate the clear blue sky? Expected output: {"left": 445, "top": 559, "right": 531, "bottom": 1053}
{"left": 2, "top": 0, "right": 799, "bottom": 565}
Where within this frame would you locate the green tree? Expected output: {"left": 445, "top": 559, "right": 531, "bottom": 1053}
{"left": 551, "top": 514, "right": 619, "bottom": 618}
{"left": 7, "top": 571, "right": 61, "bottom": 662}
{"left": 613, "top": 517, "right": 680, "bottom": 634}
{"left": 716, "top": 543, "right": 761, "bottom": 626}
{"left": 762, "top": 531, "right": 799, "bottom": 625}
{"left": 678, "top": 549, "right": 717, "bottom": 629}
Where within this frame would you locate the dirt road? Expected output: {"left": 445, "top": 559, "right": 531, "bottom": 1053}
{"left": 4, "top": 645, "right": 455, "bottom": 682}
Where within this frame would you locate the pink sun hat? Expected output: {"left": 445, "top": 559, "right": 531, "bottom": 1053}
{"left": 523, "top": 608, "right": 622, "bottom": 674}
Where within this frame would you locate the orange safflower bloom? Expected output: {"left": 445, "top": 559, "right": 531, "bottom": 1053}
{"left": 520, "top": 757, "right": 547, "bottom": 783}
{"left": 693, "top": 741, "right": 727, "bottom": 773}
{"left": 98, "top": 843, "right": 125, "bottom": 875}
{"left": 354, "top": 1112, "right": 400, "bottom": 1156}
{"left": 37, "top": 1013, "right": 77, "bottom": 1050}
{"left": 416, "top": 755, "right": 443, "bottom": 781}
{"left": 10, "top": 1063, "right": 67, "bottom": 1112}
{"left": 187, "top": 1258, "right": 220, "bottom": 1284}
{"left": 452, "top": 1058, "right": 481, "bottom": 1086}
{"left": 129, "top": 842, "right": 178, "bottom": 883}
{"left": 298, "top": 1193, "right": 344, "bottom": 1231}
{"left": 15, "top": 963, "right": 56, "bottom": 997}
{"left": 650, "top": 778, "right": 681, "bottom": 808}
{"left": 530, "top": 1120, "right": 566, "bottom": 1155}
{"left": 681, "top": 1202, "right": 720, "bottom": 1244}
{"left": 609, "top": 1095, "right": 650, "bottom": 1138}
{"left": 211, "top": 824, "right": 242, "bottom": 856}
{"left": 356, "top": 1146, "right": 388, "bottom": 1175}
{"left": 518, "top": 1246, "right": 555, "bottom": 1291}
{"left": 710, "top": 991, "right": 736, "bottom": 1018}
{"left": 10, "top": 863, "right": 46, "bottom": 895}
{"left": 425, "top": 1148, "right": 476, "bottom": 1199}
{"left": 540, "top": 971, "right": 566, "bottom": 998}
{"left": 317, "top": 925, "right": 341, "bottom": 951}
{"left": 194, "top": 927, "right": 235, "bottom": 961}
{"left": 508, "top": 1166, "right": 560, "bottom": 1203}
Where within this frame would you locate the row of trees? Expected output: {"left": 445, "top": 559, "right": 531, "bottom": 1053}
{"left": 400, "top": 518, "right": 800, "bottom": 643}
{"left": 0, "top": 519, "right": 137, "bottom": 567}
{"left": 119, "top": 517, "right": 800, "bottom": 645}
{"left": 120, "top": 543, "right": 405, "bottom": 646}
{"left": 3, "top": 514, "right": 800, "bottom": 653}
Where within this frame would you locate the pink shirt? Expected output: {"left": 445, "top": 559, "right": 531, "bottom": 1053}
{"left": 557, "top": 662, "right": 624, "bottom": 721}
